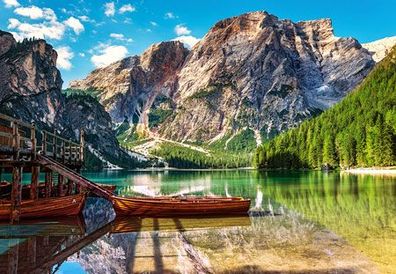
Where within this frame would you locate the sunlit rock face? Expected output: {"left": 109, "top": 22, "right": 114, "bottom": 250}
{"left": 70, "top": 12, "right": 374, "bottom": 144}
{"left": 162, "top": 12, "right": 374, "bottom": 142}
{"left": 363, "top": 36, "right": 396, "bottom": 62}
{"left": 69, "top": 41, "right": 189, "bottom": 127}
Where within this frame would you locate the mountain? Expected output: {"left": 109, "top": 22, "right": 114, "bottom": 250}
{"left": 70, "top": 11, "right": 375, "bottom": 150}
{"left": 363, "top": 36, "right": 396, "bottom": 62}
{"left": 0, "top": 31, "right": 146, "bottom": 169}
{"left": 69, "top": 41, "right": 189, "bottom": 128}
{"left": 254, "top": 45, "right": 396, "bottom": 169}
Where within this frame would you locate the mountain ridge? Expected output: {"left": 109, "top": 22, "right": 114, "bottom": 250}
{"left": 70, "top": 11, "right": 375, "bottom": 151}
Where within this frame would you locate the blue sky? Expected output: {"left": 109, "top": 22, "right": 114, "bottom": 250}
{"left": 1, "top": 0, "right": 395, "bottom": 87}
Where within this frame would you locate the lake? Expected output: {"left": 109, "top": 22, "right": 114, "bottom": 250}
{"left": 0, "top": 170, "right": 395, "bottom": 273}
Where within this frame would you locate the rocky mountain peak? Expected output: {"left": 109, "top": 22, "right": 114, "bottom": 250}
{"left": 140, "top": 41, "right": 189, "bottom": 71}
{"left": 70, "top": 11, "right": 375, "bottom": 148}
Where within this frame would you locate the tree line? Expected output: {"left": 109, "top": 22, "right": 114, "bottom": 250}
{"left": 254, "top": 46, "right": 396, "bottom": 169}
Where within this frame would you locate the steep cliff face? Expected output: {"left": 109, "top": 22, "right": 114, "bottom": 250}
{"left": 70, "top": 41, "right": 189, "bottom": 129}
{"left": 161, "top": 12, "right": 374, "bottom": 142}
{"left": 70, "top": 11, "right": 375, "bottom": 147}
{"left": 0, "top": 31, "right": 145, "bottom": 168}
{"left": 0, "top": 34, "right": 64, "bottom": 130}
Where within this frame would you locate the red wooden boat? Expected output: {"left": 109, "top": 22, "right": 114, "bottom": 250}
{"left": 112, "top": 196, "right": 250, "bottom": 217}
{"left": 0, "top": 193, "right": 86, "bottom": 220}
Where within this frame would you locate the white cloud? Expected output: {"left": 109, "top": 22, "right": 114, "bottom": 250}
{"left": 78, "top": 15, "right": 90, "bottom": 22}
{"left": 64, "top": 17, "right": 84, "bottom": 35}
{"left": 174, "top": 24, "right": 191, "bottom": 36}
{"left": 3, "top": 0, "right": 20, "bottom": 8}
{"left": 56, "top": 46, "right": 74, "bottom": 70}
{"left": 91, "top": 45, "right": 128, "bottom": 67}
{"left": 119, "top": 4, "right": 135, "bottom": 14}
{"left": 104, "top": 2, "right": 115, "bottom": 17}
{"left": 110, "top": 33, "right": 133, "bottom": 43}
{"left": 172, "top": 35, "right": 200, "bottom": 49}
{"left": 164, "top": 12, "right": 176, "bottom": 19}
{"left": 150, "top": 21, "right": 158, "bottom": 27}
{"left": 8, "top": 18, "right": 66, "bottom": 40}
{"left": 79, "top": 52, "right": 85, "bottom": 57}
{"left": 14, "top": 6, "right": 57, "bottom": 21}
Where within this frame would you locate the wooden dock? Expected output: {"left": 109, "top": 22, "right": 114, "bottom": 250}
{"left": 0, "top": 113, "right": 111, "bottom": 222}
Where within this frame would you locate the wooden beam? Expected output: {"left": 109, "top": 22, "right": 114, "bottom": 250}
{"left": 30, "top": 166, "right": 40, "bottom": 200}
{"left": 31, "top": 123, "right": 36, "bottom": 160}
{"left": 58, "top": 174, "right": 64, "bottom": 197}
{"left": 45, "top": 171, "right": 52, "bottom": 198}
{"left": 79, "top": 130, "right": 85, "bottom": 163}
{"left": 10, "top": 166, "right": 22, "bottom": 222}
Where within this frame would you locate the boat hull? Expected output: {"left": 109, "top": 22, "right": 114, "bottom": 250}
{"left": 0, "top": 193, "right": 86, "bottom": 220}
{"left": 112, "top": 196, "right": 251, "bottom": 217}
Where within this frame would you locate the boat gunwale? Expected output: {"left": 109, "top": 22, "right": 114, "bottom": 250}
{"left": 112, "top": 195, "right": 250, "bottom": 205}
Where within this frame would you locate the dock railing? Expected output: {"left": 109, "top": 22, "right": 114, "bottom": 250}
{"left": 0, "top": 113, "right": 84, "bottom": 165}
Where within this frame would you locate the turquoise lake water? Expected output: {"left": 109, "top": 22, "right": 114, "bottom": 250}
{"left": 1, "top": 170, "right": 395, "bottom": 273}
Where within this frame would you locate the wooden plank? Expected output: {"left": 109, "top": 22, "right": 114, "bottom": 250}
{"left": 37, "top": 155, "right": 112, "bottom": 199}
{"left": 10, "top": 166, "right": 22, "bottom": 222}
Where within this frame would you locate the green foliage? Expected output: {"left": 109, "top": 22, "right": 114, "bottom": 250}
{"left": 148, "top": 108, "right": 173, "bottom": 128}
{"left": 63, "top": 88, "right": 102, "bottom": 101}
{"left": 254, "top": 46, "right": 396, "bottom": 169}
{"left": 152, "top": 142, "right": 251, "bottom": 169}
{"left": 210, "top": 129, "right": 257, "bottom": 152}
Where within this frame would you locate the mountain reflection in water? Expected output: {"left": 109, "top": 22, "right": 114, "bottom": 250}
{"left": 1, "top": 170, "right": 394, "bottom": 273}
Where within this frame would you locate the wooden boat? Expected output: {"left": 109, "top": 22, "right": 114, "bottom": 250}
{"left": 112, "top": 196, "right": 250, "bottom": 217}
{"left": 0, "top": 193, "right": 86, "bottom": 220}
{"left": 96, "top": 183, "right": 116, "bottom": 193}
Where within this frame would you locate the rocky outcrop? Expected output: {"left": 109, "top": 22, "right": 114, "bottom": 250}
{"left": 363, "top": 36, "right": 396, "bottom": 62}
{"left": 70, "top": 11, "right": 375, "bottom": 147}
{"left": 0, "top": 31, "right": 145, "bottom": 168}
{"left": 70, "top": 41, "right": 189, "bottom": 129}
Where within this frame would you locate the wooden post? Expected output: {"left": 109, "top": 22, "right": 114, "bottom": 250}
{"left": 69, "top": 142, "right": 72, "bottom": 164}
{"left": 44, "top": 171, "right": 52, "bottom": 198}
{"left": 10, "top": 166, "right": 22, "bottom": 222}
{"left": 53, "top": 130, "right": 57, "bottom": 160}
{"left": 31, "top": 123, "right": 36, "bottom": 160}
{"left": 27, "top": 237, "right": 37, "bottom": 267}
{"left": 58, "top": 174, "right": 64, "bottom": 197}
{"left": 79, "top": 129, "right": 85, "bottom": 164}
{"left": 66, "top": 179, "right": 73, "bottom": 195}
{"left": 42, "top": 131, "right": 47, "bottom": 155}
{"left": 7, "top": 244, "right": 19, "bottom": 274}
{"left": 12, "top": 121, "right": 20, "bottom": 160}
{"left": 30, "top": 166, "right": 39, "bottom": 200}
{"left": 61, "top": 140, "right": 65, "bottom": 164}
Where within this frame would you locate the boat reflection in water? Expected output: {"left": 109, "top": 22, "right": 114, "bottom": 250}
{"left": 0, "top": 208, "right": 252, "bottom": 274}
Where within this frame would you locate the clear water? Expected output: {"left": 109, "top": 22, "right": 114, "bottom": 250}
{"left": 1, "top": 170, "right": 395, "bottom": 273}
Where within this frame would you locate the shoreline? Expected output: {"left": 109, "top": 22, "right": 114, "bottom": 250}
{"left": 342, "top": 167, "right": 396, "bottom": 176}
